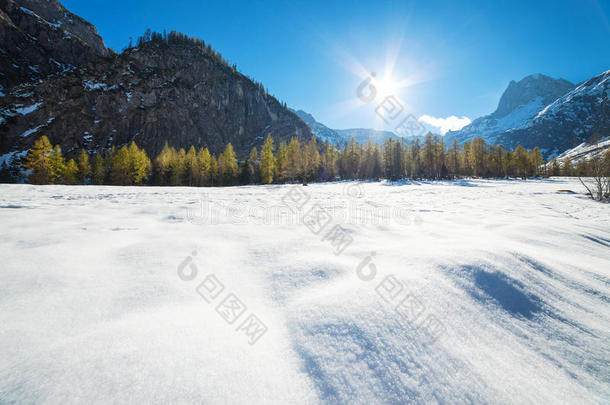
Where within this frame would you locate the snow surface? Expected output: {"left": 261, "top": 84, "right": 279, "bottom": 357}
{"left": 15, "top": 102, "right": 42, "bottom": 115}
{"left": 0, "top": 179, "right": 609, "bottom": 404}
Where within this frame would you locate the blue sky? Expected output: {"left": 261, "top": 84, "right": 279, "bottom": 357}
{"left": 63, "top": 0, "right": 610, "bottom": 133}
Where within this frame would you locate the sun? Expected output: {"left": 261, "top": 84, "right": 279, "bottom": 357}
{"left": 373, "top": 75, "right": 400, "bottom": 99}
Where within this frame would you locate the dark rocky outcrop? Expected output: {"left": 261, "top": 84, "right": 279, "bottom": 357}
{"left": 0, "top": 0, "right": 109, "bottom": 89}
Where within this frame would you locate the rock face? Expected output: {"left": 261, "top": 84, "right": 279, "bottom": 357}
{"left": 493, "top": 74, "right": 574, "bottom": 119}
{"left": 0, "top": 0, "right": 109, "bottom": 89}
{"left": 0, "top": 1, "right": 311, "bottom": 157}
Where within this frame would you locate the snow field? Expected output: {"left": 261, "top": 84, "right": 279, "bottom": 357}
{"left": 0, "top": 178, "right": 608, "bottom": 404}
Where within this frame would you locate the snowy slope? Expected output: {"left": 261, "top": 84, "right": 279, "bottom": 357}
{"left": 449, "top": 96, "right": 549, "bottom": 144}
{"left": 0, "top": 180, "right": 609, "bottom": 404}
{"left": 555, "top": 137, "right": 610, "bottom": 162}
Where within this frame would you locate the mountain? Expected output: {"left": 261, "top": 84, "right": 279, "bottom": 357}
{"left": 291, "top": 109, "right": 419, "bottom": 145}
{"left": 0, "top": 0, "right": 110, "bottom": 89}
{"left": 0, "top": 1, "right": 311, "bottom": 157}
{"left": 496, "top": 70, "right": 610, "bottom": 156}
{"left": 290, "top": 109, "right": 344, "bottom": 144}
{"left": 447, "top": 74, "right": 575, "bottom": 147}
{"left": 448, "top": 71, "right": 610, "bottom": 157}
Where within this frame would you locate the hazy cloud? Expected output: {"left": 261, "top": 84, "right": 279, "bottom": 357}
{"left": 418, "top": 115, "right": 471, "bottom": 135}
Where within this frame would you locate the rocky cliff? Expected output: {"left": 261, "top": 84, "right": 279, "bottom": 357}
{"left": 0, "top": 1, "right": 311, "bottom": 157}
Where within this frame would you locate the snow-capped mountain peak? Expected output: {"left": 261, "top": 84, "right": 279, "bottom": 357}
{"left": 447, "top": 74, "right": 575, "bottom": 146}
{"left": 446, "top": 70, "right": 610, "bottom": 157}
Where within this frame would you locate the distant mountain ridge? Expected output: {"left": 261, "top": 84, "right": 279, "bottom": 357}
{"left": 291, "top": 109, "right": 423, "bottom": 145}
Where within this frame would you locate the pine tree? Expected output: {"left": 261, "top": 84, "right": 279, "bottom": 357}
{"left": 249, "top": 147, "right": 261, "bottom": 183}
{"left": 76, "top": 150, "right": 92, "bottom": 184}
{"left": 48, "top": 145, "right": 66, "bottom": 184}
{"left": 467, "top": 138, "right": 486, "bottom": 177}
{"left": 62, "top": 159, "right": 79, "bottom": 185}
{"left": 218, "top": 143, "right": 238, "bottom": 185}
{"left": 197, "top": 147, "right": 212, "bottom": 186}
{"left": 342, "top": 137, "right": 360, "bottom": 180}
{"left": 128, "top": 142, "right": 151, "bottom": 184}
{"left": 319, "top": 140, "right": 336, "bottom": 181}
{"left": 549, "top": 158, "right": 560, "bottom": 176}
{"left": 169, "top": 148, "right": 186, "bottom": 186}
{"left": 447, "top": 138, "right": 460, "bottom": 177}
{"left": 260, "top": 135, "right": 276, "bottom": 184}
{"left": 0, "top": 153, "right": 24, "bottom": 183}
{"left": 109, "top": 145, "right": 131, "bottom": 185}
{"left": 514, "top": 145, "right": 528, "bottom": 179}
{"left": 286, "top": 137, "right": 302, "bottom": 182}
{"left": 275, "top": 141, "right": 288, "bottom": 183}
{"left": 409, "top": 139, "right": 421, "bottom": 179}
{"left": 91, "top": 153, "right": 106, "bottom": 184}
{"left": 154, "top": 142, "right": 173, "bottom": 186}
{"left": 0, "top": 161, "right": 11, "bottom": 183}
{"left": 560, "top": 157, "right": 573, "bottom": 176}
{"left": 184, "top": 146, "right": 199, "bottom": 186}
{"left": 531, "top": 147, "right": 544, "bottom": 177}
{"left": 370, "top": 144, "right": 383, "bottom": 180}
{"left": 209, "top": 154, "right": 218, "bottom": 185}
{"left": 23, "top": 136, "right": 54, "bottom": 184}
{"left": 302, "top": 136, "right": 320, "bottom": 184}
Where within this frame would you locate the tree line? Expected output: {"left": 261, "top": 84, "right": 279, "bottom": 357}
{"left": 1, "top": 134, "right": 609, "bottom": 186}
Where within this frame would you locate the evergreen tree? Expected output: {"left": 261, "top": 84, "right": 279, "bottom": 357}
{"left": 218, "top": 143, "right": 238, "bottom": 185}
{"left": 286, "top": 137, "right": 302, "bottom": 182}
{"left": 76, "top": 150, "right": 91, "bottom": 184}
{"left": 560, "top": 157, "right": 573, "bottom": 176}
{"left": 128, "top": 142, "right": 152, "bottom": 184}
{"left": 184, "top": 146, "right": 199, "bottom": 186}
{"left": 249, "top": 147, "right": 261, "bottom": 183}
{"left": 109, "top": 146, "right": 132, "bottom": 185}
{"left": 370, "top": 144, "right": 383, "bottom": 180}
{"left": 209, "top": 154, "right": 219, "bottom": 185}
{"left": 275, "top": 141, "right": 288, "bottom": 183}
{"left": 409, "top": 139, "right": 421, "bottom": 179}
{"left": 91, "top": 153, "right": 106, "bottom": 185}
{"left": 514, "top": 145, "right": 529, "bottom": 179}
{"left": 549, "top": 158, "right": 560, "bottom": 176}
{"left": 197, "top": 147, "right": 212, "bottom": 186}
{"left": 61, "top": 159, "right": 79, "bottom": 185}
{"left": 48, "top": 145, "right": 66, "bottom": 184}
{"left": 239, "top": 157, "right": 254, "bottom": 185}
{"left": 260, "top": 135, "right": 276, "bottom": 184}
{"left": 447, "top": 138, "right": 460, "bottom": 177}
{"left": 0, "top": 161, "right": 12, "bottom": 183}
{"left": 169, "top": 148, "right": 186, "bottom": 186}
{"left": 319, "top": 140, "right": 337, "bottom": 181}
{"left": 302, "top": 136, "right": 320, "bottom": 184}
{"left": 0, "top": 153, "right": 23, "bottom": 183}
{"left": 23, "top": 136, "right": 54, "bottom": 184}
{"left": 154, "top": 143, "right": 173, "bottom": 186}
{"left": 531, "top": 147, "right": 544, "bottom": 177}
